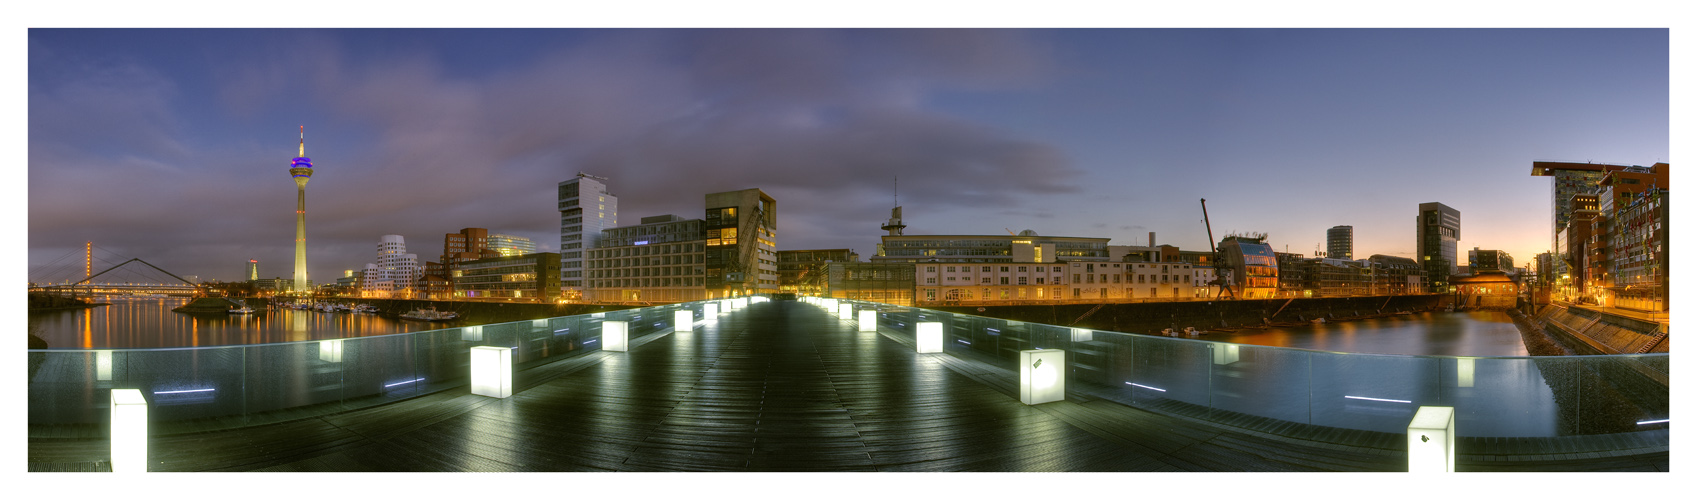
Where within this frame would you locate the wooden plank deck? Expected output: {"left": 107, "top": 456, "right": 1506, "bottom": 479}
{"left": 27, "top": 301, "right": 1669, "bottom": 472}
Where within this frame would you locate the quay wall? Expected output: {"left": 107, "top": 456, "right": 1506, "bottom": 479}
{"left": 1529, "top": 304, "right": 1669, "bottom": 355}
{"left": 331, "top": 298, "right": 636, "bottom": 325}
{"left": 927, "top": 295, "right": 1446, "bottom": 335}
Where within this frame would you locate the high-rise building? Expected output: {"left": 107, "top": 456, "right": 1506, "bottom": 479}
{"left": 360, "top": 235, "right": 421, "bottom": 297}
{"left": 1530, "top": 161, "right": 1636, "bottom": 266}
{"left": 1467, "top": 248, "right": 1514, "bottom": 274}
{"left": 488, "top": 234, "right": 535, "bottom": 257}
{"left": 1326, "top": 225, "right": 1353, "bottom": 260}
{"left": 288, "top": 127, "right": 313, "bottom": 294}
{"left": 1416, "top": 202, "right": 1460, "bottom": 292}
{"left": 704, "top": 189, "right": 777, "bottom": 298}
{"left": 559, "top": 173, "right": 617, "bottom": 301}
{"left": 246, "top": 259, "right": 259, "bottom": 281}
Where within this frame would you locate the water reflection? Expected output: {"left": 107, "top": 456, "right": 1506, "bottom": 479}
{"left": 1202, "top": 311, "right": 1528, "bottom": 357}
{"left": 29, "top": 298, "right": 439, "bottom": 349}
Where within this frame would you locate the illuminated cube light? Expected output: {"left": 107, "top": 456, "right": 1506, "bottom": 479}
{"left": 461, "top": 325, "right": 483, "bottom": 342}
{"left": 110, "top": 389, "right": 148, "bottom": 473}
{"left": 603, "top": 321, "right": 629, "bottom": 352}
{"left": 318, "top": 339, "right": 343, "bottom": 363}
{"left": 1407, "top": 406, "right": 1456, "bottom": 472}
{"left": 916, "top": 322, "right": 943, "bottom": 353}
{"left": 1070, "top": 328, "right": 1093, "bottom": 342}
{"left": 839, "top": 304, "right": 853, "bottom": 319}
{"left": 859, "top": 310, "right": 877, "bottom": 332}
{"left": 469, "top": 346, "right": 513, "bottom": 398}
{"left": 1212, "top": 343, "right": 1240, "bottom": 365}
{"left": 1020, "top": 349, "right": 1066, "bottom": 405}
{"left": 1456, "top": 358, "right": 1475, "bottom": 388}
{"left": 704, "top": 303, "right": 719, "bottom": 318}
{"left": 674, "top": 310, "right": 694, "bottom": 332}
{"left": 735, "top": 297, "right": 748, "bottom": 309}
{"left": 95, "top": 350, "right": 113, "bottom": 381}
{"left": 533, "top": 319, "right": 549, "bottom": 330}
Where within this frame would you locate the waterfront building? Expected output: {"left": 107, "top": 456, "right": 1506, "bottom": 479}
{"left": 287, "top": 127, "right": 313, "bottom": 294}
{"left": 1454, "top": 272, "right": 1518, "bottom": 309}
{"left": 1178, "top": 250, "right": 1218, "bottom": 298}
{"left": 442, "top": 228, "right": 499, "bottom": 269}
{"left": 1596, "top": 163, "right": 1669, "bottom": 312}
{"left": 586, "top": 215, "right": 707, "bottom": 303}
{"left": 1531, "top": 160, "right": 1637, "bottom": 267}
{"left": 1218, "top": 234, "right": 1279, "bottom": 299}
{"left": 1326, "top": 225, "right": 1353, "bottom": 260}
{"left": 1468, "top": 248, "right": 1514, "bottom": 274}
{"left": 1275, "top": 252, "right": 1312, "bottom": 298}
{"left": 559, "top": 173, "right": 618, "bottom": 301}
{"left": 1367, "top": 254, "right": 1424, "bottom": 296}
{"left": 1416, "top": 202, "right": 1460, "bottom": 293}
{"left": 253, "top": 277, "right": 294, "bottom": 294}
{"left": 246, "top": 259, "right": 258, "bottom": 281}
{"left": 824, "top": 262, "right": 916, "bottom": 305}
{"left": 1309, "top": 258, "right": 1371, "bottom": 297}
{"left": 779, "top": 249, "right": 858, "bottom": 295}
{"left": 872, "top": 232, "right": 1109, "bottom": 264}
{"left": 359, "top": 235, "right": 421, "bottom": 298}
{"left": 917, "top": 261, "right": 1071, "bottom": 304}
{"left": 454, "top": 252, "right": 562, "bottom": 302}
{"left": 704, "top": 188, "right": 778, "bottom": 299}
{"left": 488, "top": 234, "right": 535, "bottom": 257}
{"left": 1087, "top": 261, "right": 1196, "bottom": 301}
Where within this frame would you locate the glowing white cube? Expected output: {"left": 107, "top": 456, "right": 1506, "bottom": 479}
{"left": 704, "top": 303, "right": 719, "bottom": 318}
{"left": 674, "top": 310, "right": 694, "bottom": 332}
{"left": 469, "top": 346, "right": 513, "bottom": 398}
{"left": 737, "top": 297, "right": 749, "bottom": 308}
{"left": 916, "top": 322, "right": 943, "bottom": 353}
{"left": 859, "top": 310, "right": 877, "bottom": 331}
{"left": 1457, "top": 358, "right": 1475, "bottom": 388}
{"left": 1020, "top": 349, "right": 1066, "bottom": 405}
{"left": 110, "top": 389, "right": 148, "bottom": 473}
{"left": 603, "top": 321, "right": 628, "bottom": 352}
{"left": 96, "top": 350, "right": 113, "bottom": 381}
{"left": 461, "top": 325, "right": 483, "bottom": 341}
{"left": 821, "top": 298, "right": 837, "bottom": 311}
{"left": 533, "top": 319, "right": 548, "bottom": 329}
{"left": 1212, "top": 343, "right": 1240, "bottom": 365}
{"left": 319, "top": 339, "right": 343, "bottom": 363}
{"left": 839, "top": 304, "right": 853, "bottom": 319}
{"left": 1407, "top": 406, "right": 1456, "bottom": 472}
{"left": 1070, "top": 328, "right": 1093, "bottom": 342}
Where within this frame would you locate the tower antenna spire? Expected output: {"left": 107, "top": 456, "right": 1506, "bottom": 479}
{"left": 298, "top": 126, "right": 306, "bottom": 157}
{"left": 894, "top": 176, "right": 899, "bottom": 207}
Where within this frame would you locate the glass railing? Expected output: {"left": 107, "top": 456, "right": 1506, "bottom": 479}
{"left": 836, "top": 298, "right": 1668, "bottom": 438}
{"left": 27, "top": 303, "right": 699, "bottom": 433}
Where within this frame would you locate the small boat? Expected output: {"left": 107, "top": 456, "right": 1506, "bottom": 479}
{"left": 1310, "top": 318, "right": 1326, "bottom": 324}
{"left": 400, "top": 308, "right": 458, "bottom": 322}
{"left": 228, "top": 306, "right": 255, "bottom": 314}
{"left": 1183, "top": 327, "right": 1204, "bottom": 336}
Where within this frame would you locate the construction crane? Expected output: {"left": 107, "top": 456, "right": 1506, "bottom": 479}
{"left": 1200, "top": 198, "right": 1237, "bottom": 300}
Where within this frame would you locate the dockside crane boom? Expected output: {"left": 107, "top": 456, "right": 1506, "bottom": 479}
{"left": 1201, "top": 198, "right": 1237, "bottom": 300}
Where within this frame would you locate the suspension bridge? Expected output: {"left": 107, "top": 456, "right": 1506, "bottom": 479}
{"left": 28, "top": 242, "right": 201, "bottom": 298}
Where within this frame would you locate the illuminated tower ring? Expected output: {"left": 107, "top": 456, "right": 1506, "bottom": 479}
{"left": 289, "top": 127, "right": 313, "bottom": 294}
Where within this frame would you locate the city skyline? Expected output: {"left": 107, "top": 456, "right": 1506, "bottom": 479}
{"left": 26, "top": 28, "right": 1669, "bottom": 283}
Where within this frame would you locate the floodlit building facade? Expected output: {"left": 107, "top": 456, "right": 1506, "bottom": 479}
{"left": 488, "top": 234, "right": 535, "bottom": 257}
{"left": 455, "top": 252, "right": 562, "bottom": 302}
{"left": 704, "top": 189, "right": 778, "bottom": 299}
{"left": 585, "top": 215, "right": 706, "bottom": 303}
{"left": 559, "top": 173, "right": 617, "bottom": 301}
{"left": 360, "top": 235, "right": 421, "bottom": 298}
{"left": 1218, "top": 234, "right": 1279, "bottom": 299}
{"left": 779, "top": 249, "right": 858, "bottom": 295}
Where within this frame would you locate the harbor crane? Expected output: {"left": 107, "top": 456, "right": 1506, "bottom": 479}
{"left": 1200, "top": 198, "right": 1237, "bottom": 300}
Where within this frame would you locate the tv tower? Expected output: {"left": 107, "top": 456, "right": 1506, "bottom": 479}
{"left": 288, "top": 126, "right": 313, "bottom": 294}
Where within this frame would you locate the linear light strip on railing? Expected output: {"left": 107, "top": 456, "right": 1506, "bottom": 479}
{"left": 1126, "top": 382, "right": 1166, "bottom": 392}
{"left": 1637, "top": 419, "right": 1669, "bottom": 425}
{"left": 384, "top": 378, "right": 424, "bottom": 388}
{"left": 153, "top": 388, "right": 215, "bottom": 396}
{"left": 1344, "top": 395, "right": 1411, "bottom": 404}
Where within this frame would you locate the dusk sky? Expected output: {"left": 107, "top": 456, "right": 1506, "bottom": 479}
{"left": 25, "top": 27, "right": 1669, "bottom": 284}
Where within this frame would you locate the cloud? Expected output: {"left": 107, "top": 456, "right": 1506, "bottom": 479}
{"left": 29, "top": 29, "right": 1078, "bottom": 281}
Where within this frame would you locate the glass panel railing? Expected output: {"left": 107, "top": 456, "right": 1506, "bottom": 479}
{"left": 26, "top": 303, "right": 697, "bottom": 433}
{"left": 861, "top": 301, "right": 1667, "bottom": 439}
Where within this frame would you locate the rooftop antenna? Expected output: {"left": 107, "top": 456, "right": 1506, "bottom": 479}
{"left": 298, "top": 126, "right": 305, "bottom": 157}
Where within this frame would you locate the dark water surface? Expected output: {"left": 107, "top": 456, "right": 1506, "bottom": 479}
{"left": 1199, "top": 311, "right": 1529, "bottom": 357}
{"left": 28, "top": 297, "right": 439, "bottom": 349}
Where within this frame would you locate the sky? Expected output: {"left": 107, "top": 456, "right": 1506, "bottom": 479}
{"left": 24, "top": 26, "right": 1670, "bottom": 283}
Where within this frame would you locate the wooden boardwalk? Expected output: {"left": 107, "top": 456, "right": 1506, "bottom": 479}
{"left": 27, "top": 301, "right": 1668, "bottom": 472}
